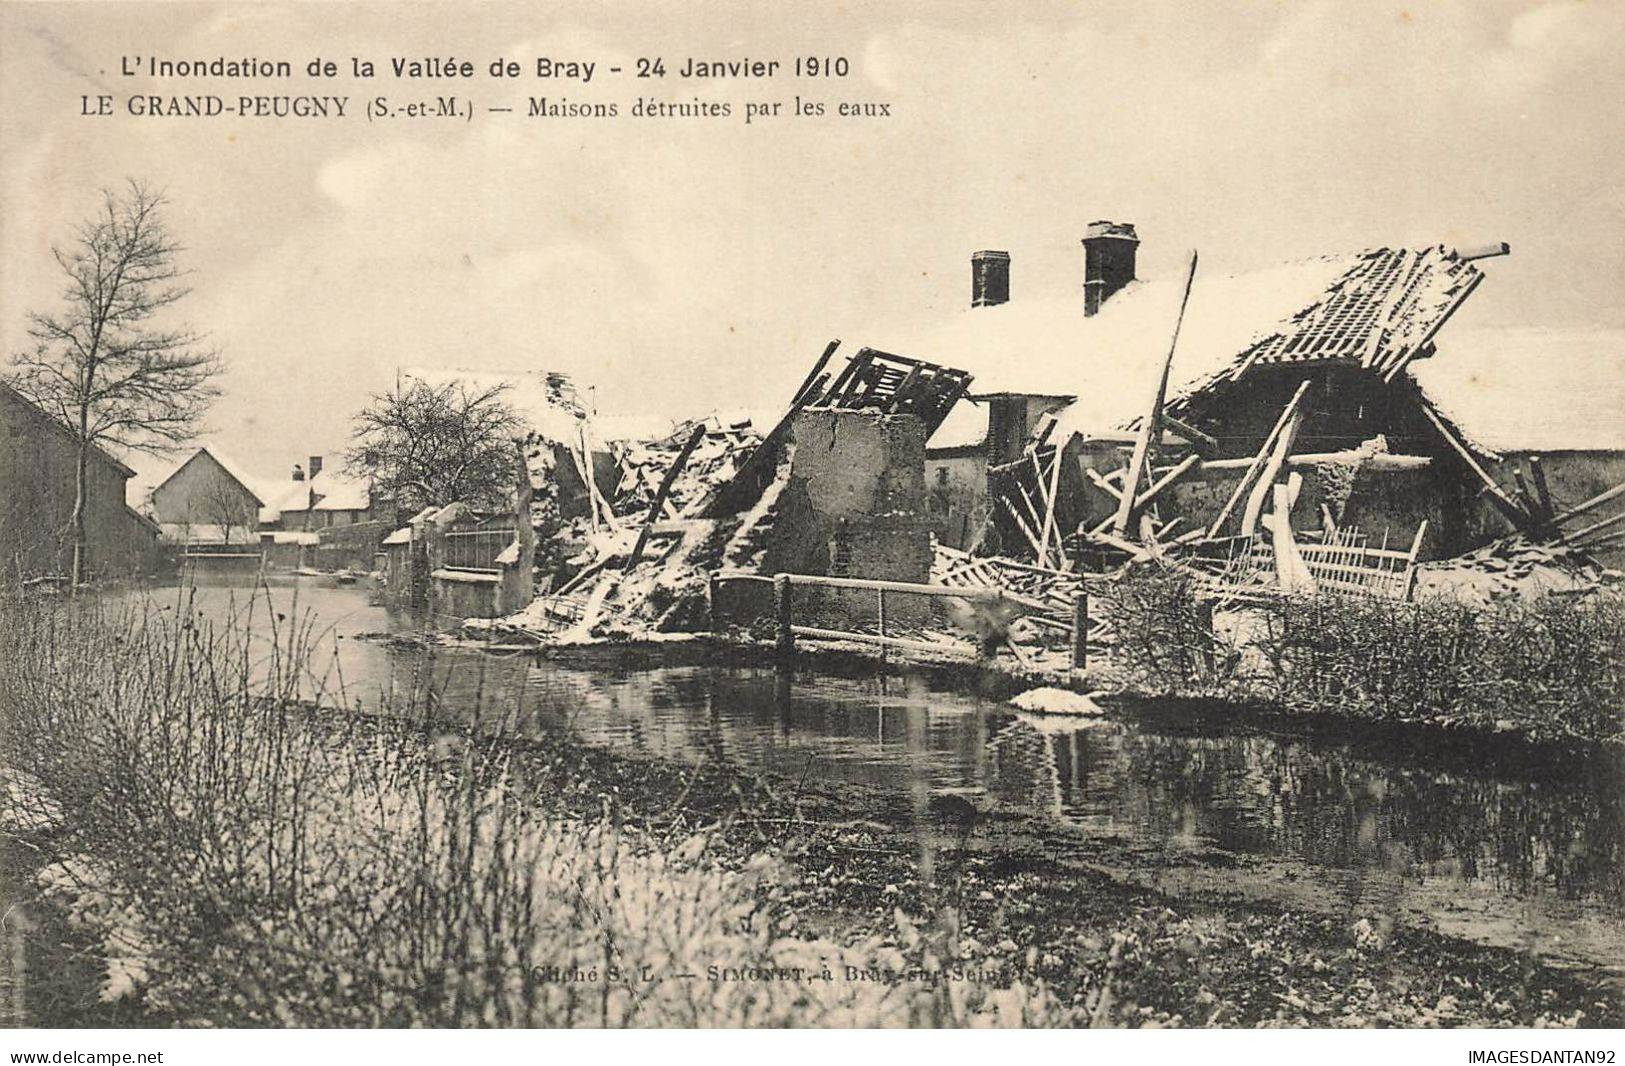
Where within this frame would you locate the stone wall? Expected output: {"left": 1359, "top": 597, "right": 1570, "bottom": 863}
{"left": 767, "top": 409, "right": 933, "bottom": 626}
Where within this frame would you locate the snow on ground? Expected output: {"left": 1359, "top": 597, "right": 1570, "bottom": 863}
{"left": 1008, "top": 687, "right": 1107, "bottom": 716}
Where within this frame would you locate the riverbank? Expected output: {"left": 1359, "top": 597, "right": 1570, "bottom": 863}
{"left": 2, "top": 591, "right": 1620, "bottom": 1027}
{"left": 13, "top": 708, "right": 1615, "bottom": 1028}
{"left": 446, "top": 605, "right": 1625, "bottom": 757}
{"left": 501, "top": 731, "right": 1625, "bottom": 1026}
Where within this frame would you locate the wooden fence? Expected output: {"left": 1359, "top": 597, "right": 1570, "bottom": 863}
{"left": 1190, "top": 522, "right": 1426, "bottom": 601}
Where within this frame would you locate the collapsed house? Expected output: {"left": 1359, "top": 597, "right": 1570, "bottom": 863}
{"left": 482, "top": 222, "right": 1622, "bottom": 648}
{"left": 487, "top": 343, "right": 972, "bottom": 639}
{"left": 847, "top": 223, "right": 1624, "bottom": 600}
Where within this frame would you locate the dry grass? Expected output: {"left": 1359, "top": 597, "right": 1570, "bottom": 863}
{"left": 0, "top": 589, "right": 1071, "bottom": 1027}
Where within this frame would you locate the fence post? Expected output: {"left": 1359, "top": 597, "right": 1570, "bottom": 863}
{"left": 1192, "top": 594, "right": 1216, "bottom": 679}
{"left": 774, "top": 573, "right": 795, "bottom": 660}
{"left": 1071, "top": 588, "right": 1088, "bottom": 672}
{"left": 708, "top": 570, "right": 721, "bottom": 633}
{"left": 877, "top": 588, "right": 888, "bottom": 662}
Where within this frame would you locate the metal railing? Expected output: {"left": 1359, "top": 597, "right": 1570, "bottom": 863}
{"left": 709, "top": 571, "right": 1091, "bottom": 668}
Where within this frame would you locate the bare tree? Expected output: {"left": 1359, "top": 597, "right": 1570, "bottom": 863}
{"left": 198, "top": 476, "right": 259, "bottom": 547}
{"left": 7, "top": 181, "right": 221, "bottom": 583}
{"left": 346, "top": 378, "right": 525, "bottom": 514}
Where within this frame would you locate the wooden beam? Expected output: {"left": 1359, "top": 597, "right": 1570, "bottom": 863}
{"left": 627, "top": 423, "right": 706, "bottom": 570}
{"left": 1133, "top": 453, "right": 1200, "bottom": 511}
{"left": 1199, "top": 451, "right": 1431, "bottom": 473}
{"left": 1085, "top": 466, "right": 1125, "bottom": 502}
{"left": 1160, "top": 413, "right": 1219, "bottom": 455}
{"left": 1037, "top": 447, "right": 1064, "bottom": 570}
{"left": 1420, "top": 404, "right": 1536, "bottom": 533}
{"left": 999, "top": 495, "right": 1046, "bottom": 558}
{"left": 1561, "top": 507, "right": 1625, "bottom": 546}
{"left": 1206, "top": 380, "right": 1311, "bottom": 538}
{"left": 1527, "top": 455, "right": 1555, "bottom": 522}
{"left": 1239, "top": 409, "right": 1304, "bottom": 536}
{"left": 1551, "top": 480, "right": 1625, "bottom": 528}
{"left": 1089, "top": 455, "right": 1201, "bottom": 537}
{"left": 791, "top": 340, "right": 842, "bottom": 406}
{"left": 1112, "top": 250, "right": 1199, "bottom": 535}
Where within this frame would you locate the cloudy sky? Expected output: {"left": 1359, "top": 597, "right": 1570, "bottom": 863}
{"left": 2, "top": 0, "right": 1622, "bottom": 488}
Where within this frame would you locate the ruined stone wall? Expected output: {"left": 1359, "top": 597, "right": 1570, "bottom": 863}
{"left": 770, "top": 409, "right": 932, "bottom": 626}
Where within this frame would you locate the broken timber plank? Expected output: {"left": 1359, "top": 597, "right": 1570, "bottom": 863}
{"left": 1036, "top": 448, "right": 1064, "bottom": 569}
{"left": 1112, "top": 250, "right": 1198, "bottom": 536}
{"left": 627, "top": 423, "right": 706, "bottom": 570}
{"left": 1239, "top": 408, "right": 1304, "bottom": 537}
{"left": 1206, "top": 380, "right": 1312, "bottom": 538}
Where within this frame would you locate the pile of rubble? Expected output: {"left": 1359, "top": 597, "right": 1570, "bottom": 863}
{"left": 482, "top": 415, "right": 773, "bottom": 641}
{"left": 609, "top": 416, "right": 763, "bottom": 520}
{"left": 1414, "top": 535, "right": 1623, "bottom": 605}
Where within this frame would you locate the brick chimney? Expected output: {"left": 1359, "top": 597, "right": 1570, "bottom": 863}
{"left": 1082, "top": 221, "right": 1138, "bottom": 316}
{"left": 308, "top": 455, "right": 324, "bottom": 479}
{"left": 971, "top": 250, "right": 1010, "bottom": 308}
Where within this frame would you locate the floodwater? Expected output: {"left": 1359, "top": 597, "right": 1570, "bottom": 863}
{"left": 4, "top": 576, "right": 1622, "bottom": 1023}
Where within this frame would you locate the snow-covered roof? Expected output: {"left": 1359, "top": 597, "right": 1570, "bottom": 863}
{"left": 265, "top": 469, "right": 371, "bottom": 515}
{"left": 927, "top": 396, "right": 989, "bottom": 450}
{"left": 381, "top": 527, "right": 413, "bottom": 546}
{"left": 858, "top": 254, "right": 1365, "bottom": 411}
{"left": 1409, "top": 328, "right": 1625, "bottom": 454}
{"left": 850, "top": 246, "right": 1486, "bottom": 443}
{"left": 151, "top": 444, "right": 275, "bottom": 505}
{"left": 401, "top": 365, "right": 589, "bottom": 445}
{"left": 312, "top": 472, "right": 371, "bottom": 511}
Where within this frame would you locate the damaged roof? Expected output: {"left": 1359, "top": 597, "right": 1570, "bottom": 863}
{"left": 859, "top": 246, "right": 1488, "bottom": 443}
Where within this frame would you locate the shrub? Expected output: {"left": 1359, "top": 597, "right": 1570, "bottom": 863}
{"left": 1096, "top": 568, "right": 1625, "bottom": 744}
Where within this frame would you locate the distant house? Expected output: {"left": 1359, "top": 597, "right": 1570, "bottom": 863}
{"left": 149, "top": 444, "right": 272, "bottom": 548}
{"left": 261, "top": 457, "right": 378, "bottom": 530}
{"left": 256, "top": 456, "right": 388, "bottom": 571}
{"left": 0, "top": 380, "right": 160, "bottom": 581}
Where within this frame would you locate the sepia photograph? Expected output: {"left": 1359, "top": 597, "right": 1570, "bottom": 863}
{"left": 1, "top": 0, "right": 1622, "bottom": 1051}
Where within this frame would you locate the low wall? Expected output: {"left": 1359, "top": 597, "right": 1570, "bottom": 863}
{"left": 429, "top": 568, "right": 505, "bottom": 620}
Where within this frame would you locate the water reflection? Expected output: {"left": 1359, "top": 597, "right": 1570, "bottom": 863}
{"left": 130, "top": 581, "right": 1625, "bottom": 917}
